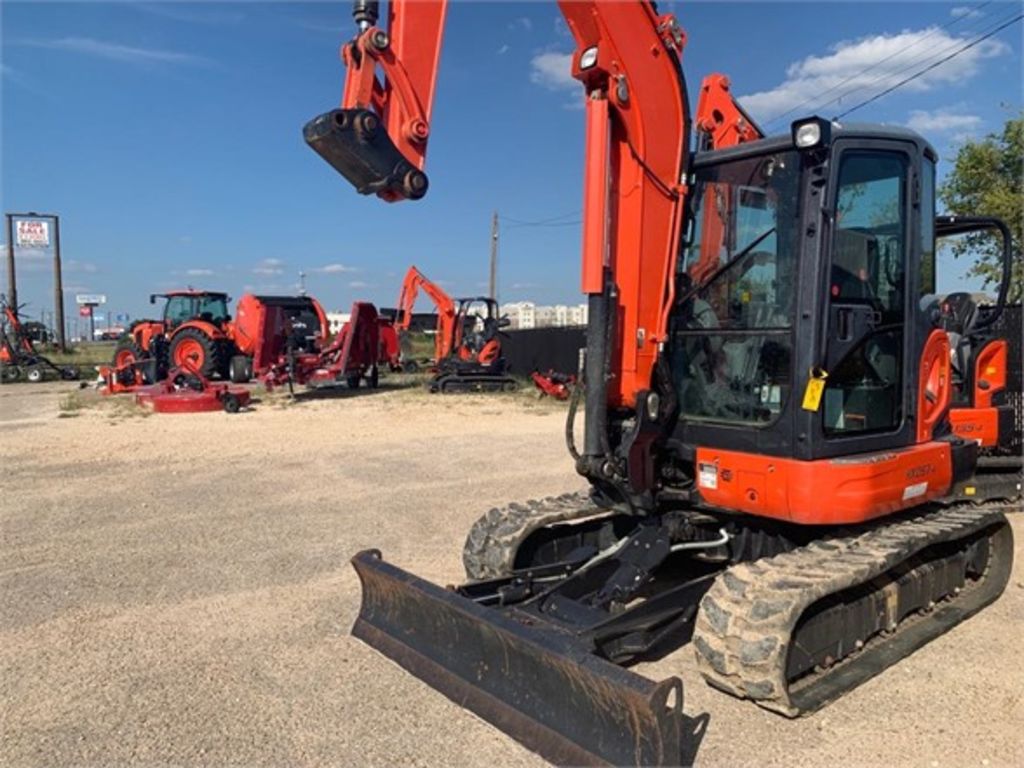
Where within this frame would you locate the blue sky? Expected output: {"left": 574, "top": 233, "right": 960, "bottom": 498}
{"left": 2, "top": 1, "right": 1021, "bottom": 332}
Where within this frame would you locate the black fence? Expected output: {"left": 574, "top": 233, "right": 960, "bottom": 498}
{"left": 378, "top": 309, "right": 438, "bottom": 334}
{"left": 502, "top": 326, "right": 586, "bottom": 377}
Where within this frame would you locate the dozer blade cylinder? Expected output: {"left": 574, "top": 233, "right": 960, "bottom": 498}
{"left": 351, "top": 550, "right": 685, "bottom": 767}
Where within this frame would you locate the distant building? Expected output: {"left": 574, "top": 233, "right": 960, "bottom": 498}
{"left": 500, "top": 301, "right": 588, "bottom": 329}
{"left": 326, "top": 312, "right": 350, "bottom": 335}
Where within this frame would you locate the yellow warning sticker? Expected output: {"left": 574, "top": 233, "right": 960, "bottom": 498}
{"left": 801, "top": 368, "right": 828, "bottom": 412}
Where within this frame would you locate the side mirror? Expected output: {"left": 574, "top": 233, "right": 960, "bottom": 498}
{"left": 498, "top": 317, "right": 511, "bottom": 329}
{"left": 149, "top": 294, "right": 157, "bottom": 305}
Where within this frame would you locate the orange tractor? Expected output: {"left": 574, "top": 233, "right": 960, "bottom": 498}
{"left": 112, "top": 290, "right": 329, "bottom": 382}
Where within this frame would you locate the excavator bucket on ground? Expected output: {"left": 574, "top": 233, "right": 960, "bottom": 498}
{"left": 351, "top": 549, "right": 687, "bottom": 768}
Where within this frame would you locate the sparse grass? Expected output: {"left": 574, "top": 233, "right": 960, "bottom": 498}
{"left": 38, "top": 342, "right": 115, "bottom": 369}
{"left": 57, "top": 392, "right": 85, "bottom": 417}
{"left": 54, "top": 386, "right": 154, "bottom": 420}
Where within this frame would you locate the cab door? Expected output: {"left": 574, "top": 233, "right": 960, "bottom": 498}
{"left": 812, "top": 141, "right": 922, "bottom": 457}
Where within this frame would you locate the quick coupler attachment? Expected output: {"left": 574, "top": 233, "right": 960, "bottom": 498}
{"left": 303, "top": 108, "right": 428, "bottom": 201}
{"left": 351, "top": 549, "right": 686, "bottom": 767}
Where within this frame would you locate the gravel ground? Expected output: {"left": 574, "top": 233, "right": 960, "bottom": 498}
{"left": 1, "top": 380, "right": 1022, "bottom": 767}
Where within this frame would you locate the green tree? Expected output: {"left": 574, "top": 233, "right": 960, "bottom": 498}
{"left": 939, "top": 114, "right": 1022, "bottom": 300}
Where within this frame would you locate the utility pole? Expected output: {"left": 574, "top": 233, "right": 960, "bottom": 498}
{"left": 488, "top": 210, "right": 499, "bottom": 303}
{"left": 52, "top": 214, "right": 66, "bottom": 351}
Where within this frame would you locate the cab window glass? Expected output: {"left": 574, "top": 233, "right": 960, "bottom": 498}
{"left": 824, "top": 151, "right": 907, "bottom": 436}
{"left": 671, "top": 150, "right": 800, "bottom": 425}
{"left": 197, "top": 295, "right": 229, "bottom": 323}
{"left": 831, "top": 153, "right": 906, "bottom": 320}
{"left": 920, "top": 158, "right": 936, "bottom": 295}
{"left": 165, "top": 296, "right": 194, "bottom": 326}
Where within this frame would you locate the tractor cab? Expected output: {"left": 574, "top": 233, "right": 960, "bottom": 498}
{"left": 151, "top": 291, "right": 231, "bottom": 330}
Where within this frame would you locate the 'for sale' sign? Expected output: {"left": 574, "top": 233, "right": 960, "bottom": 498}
{"left": 16, "top": 220, "right": 50, "bottom": 247}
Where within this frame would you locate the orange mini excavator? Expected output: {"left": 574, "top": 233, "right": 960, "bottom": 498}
{"left": 305, "top": 2, "right": 1020, "bottom": 764}
{"left": 392, "top": 264, "right": 516, "bottom": 392}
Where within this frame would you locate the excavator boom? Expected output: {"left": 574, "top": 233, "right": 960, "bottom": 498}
{"left": 394, "top": 265, "right": 457, "bottom": 361}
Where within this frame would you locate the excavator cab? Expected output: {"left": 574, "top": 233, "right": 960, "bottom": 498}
{"left": 658, "top": 120, "right": 1017, "bottom": 523}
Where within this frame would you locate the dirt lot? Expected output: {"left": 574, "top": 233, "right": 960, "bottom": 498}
{"left": 2, "top": 380, "right": 1022, "bottom": 767}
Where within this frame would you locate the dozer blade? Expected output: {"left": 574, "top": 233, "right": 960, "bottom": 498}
{"left": 351, "top": 550, "right": 685, "bottom": 767}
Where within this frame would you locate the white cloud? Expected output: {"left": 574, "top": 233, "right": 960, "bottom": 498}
{"left": 185, "top": 268, "right": 214, "bottom": 277}
{"left": 20, "top": 37, "right": 210, "bottom": 66}
{"left": 65, "top": 260, "right": 98, "bottom": 274}
{"left": 906, "top": 108, "right": 982, "bottom": 134}
{"left": 508, "top": 17, "right": 532, "bottom": 32}
{"left": 349, "top": 280, "right": 370, "bottom": 289}
{"left": 313, "top": 263, "right": 357, "bottom": 274}
{"left": 530, "top": 51, "right": 574, "bottom": 91}
{"left": 497, "top": 44, "right": 510, "bottom": 56}
{"left": 739, "top": 26, "right": 1009, "bottom": 121}
{"left": 253, "top": 258, "right": 284, "bottom": 275}
{"left": 951, "top": 6, "right": 983, "bottom": 20}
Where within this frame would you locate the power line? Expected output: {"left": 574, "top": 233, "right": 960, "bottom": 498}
{"left": 834, "top": 12, "right": 1023, "bottom": 120}
{"left": 761, "top": 1, "right": 994, "bottom": 130}
{"left": 506, "top": 220, "right": 581, "bottom": 229}
{"left": 501, "top": 210, "right": 582, "bottom": 229}
{"left": 820, "top": 4, "right": 1020, "bottom": 120}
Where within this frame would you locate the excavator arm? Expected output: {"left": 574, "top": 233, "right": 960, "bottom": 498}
{"left": 394, "top": 265, "right": 458, "bottom": 361}
{"left": 307, "top": 0, "right": 692, "bottom": 502}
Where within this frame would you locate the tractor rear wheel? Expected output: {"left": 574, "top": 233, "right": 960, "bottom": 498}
{"left": 169, "top": 328, "right": 222, "bottom": 379}
{"left": 1, "top": 364, "right": 21, "bottom": 383}
{"left": 26, "top": 366, "right": 44, "bottom": 383}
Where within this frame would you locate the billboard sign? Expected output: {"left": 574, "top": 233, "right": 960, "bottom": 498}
{"left": 16, "top": 220, "right": 50, "bottom": 248}
{"left": 75, "top": 294, "right": 107, "bottom": 305}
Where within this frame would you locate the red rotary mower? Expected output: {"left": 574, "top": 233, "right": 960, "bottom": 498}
{"left": 134, "top": 366, "right": 251, "bottom": 414}
{"left": 260, "top": 301, "right": 384, "bottom": 392}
